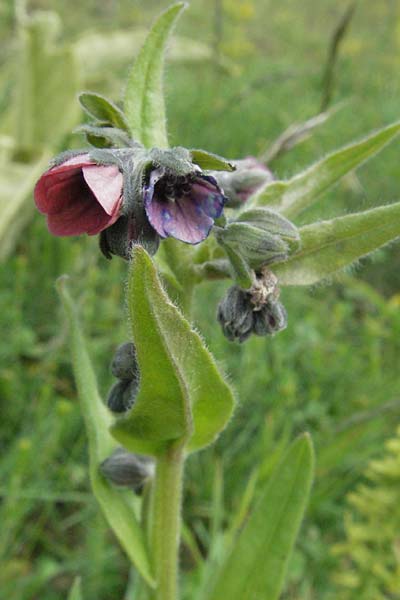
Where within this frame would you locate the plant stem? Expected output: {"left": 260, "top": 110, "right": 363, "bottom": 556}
{"left": 150, "top": 444, "right": 185, "bottom": 600}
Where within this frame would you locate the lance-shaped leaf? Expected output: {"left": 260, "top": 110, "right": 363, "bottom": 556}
{"left": 57, "top": 278, "right": 155, "bottom": 588}
{"left": 275, "top": 201, "right": 400, "bottom": 286}
{"left": 260, "top": 105, "right": 340, "bottom": 164}
{"left": 191, "top": 149, "right": 235, "bottom": 172}
{"left": 74, "top": 124, "right": 132, "bottom": 149}
{"left": 124, "top": 3, "right": 186, "bottom": 148}
{"left": 249, "top": 121, "right": 400, "bottom": 219}
{"left": 205, "top": 434, "right": 314, "bottom": 600}
{"left": 78, "top": 92, "right": 130, "bottom": 131}
{"left": 110, "top": 246, "right": 234, "bottom": 456}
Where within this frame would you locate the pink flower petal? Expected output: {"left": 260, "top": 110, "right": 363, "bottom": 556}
{"left": 82, "top": 164, "right": 123, "bottom": 216}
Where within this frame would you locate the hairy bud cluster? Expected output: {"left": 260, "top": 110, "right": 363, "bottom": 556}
{"left": 106, "top": 342, "right": 139, "bottom": 413}
{"left": 217, "top": 269, "right": 287, "bottom": 343}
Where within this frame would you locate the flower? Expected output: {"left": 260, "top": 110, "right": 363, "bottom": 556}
{"left": 144, "top": 168, "right": 226, "bottom": 244}
{"left": 34, "top": 153, "right": 123, "bottom": 236}
{"left": 34, "top": 147, "right": 228, "bottom": 252}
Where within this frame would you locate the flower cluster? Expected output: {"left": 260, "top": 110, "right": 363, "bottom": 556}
{"left": 217, "top": 268, "right": 288, "bottom": 343}
{"left": 34, "top": 146, "right": 228, "bottom": 258}
{"left": 33, "top": 94, "right": 294, "bottom": 345}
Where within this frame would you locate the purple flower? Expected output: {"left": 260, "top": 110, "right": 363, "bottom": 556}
{"left": 144, "top": 168, "right": 226, "bottom": 245}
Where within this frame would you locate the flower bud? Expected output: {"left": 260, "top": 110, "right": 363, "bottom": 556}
{"left": 236, "top": 208, "right": 300, "bottom": 254}
{"left": 100, "top": 448, "right": 154, "bottom": 493}
{"left": 252, "top": 300, "right": 288, "bottom": 336}
{"left": 99, "top": 214, "right": 160, "bottom": 260}
{"left": 217, "top": 285, "right": 254, "bottom": 343}
{"left": 110, "top": 342, "right": 139, "bottom": 381}
{"left": 107, "top": 379, "right": 138, "bottom": 413}
{"left": 217, "top": 269, "right": 288, "bottom": 342}
{"left": 218, "top": 222, "right": 289, "bottom": 264}
{"left": 212, "top": 157, "right": 273, "bottom": 206}
{"left": 217, "top": 207, "right": 300, "bottom": 268}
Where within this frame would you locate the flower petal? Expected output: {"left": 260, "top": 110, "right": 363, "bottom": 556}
{"left": 144, "top": 174, "right": 225, "bottom": 244}
{"left": 34, "top": 154, "right": 123, "bottom": 236}
{"left": 82, "top": 164, "right": 123, "bottom": 216}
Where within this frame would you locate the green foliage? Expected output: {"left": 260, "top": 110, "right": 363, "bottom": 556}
{"left": 244, "top": 121, "right": 400, "bottom": 219}
{"left": 0, "top": 9, "right": 80, "bottom": 261}
{"left": 204, "top": 434, "right": 314, "bottom": 600}
{"left": 111, "top": 246, "right": 235, "bottom": 456}
{"left": 13, "top": 11, "right": 80, "bottom": 152}
{"left": 275, "top": 201, "right": 400, "bottom": 286}
{"left": 78, "top": 92, "right": 130, "bottom": 131}
{"left": 124, "top": 3, "right": 186, "bottom": 148}
{"left": 58, "top": 278, "right": 155, "bottom": 588}
{"left": 190, "top": 149, "right": 235, "bottom": 171}
{"left": 0, "top": 153, "right": 51, "bottom": 260}
{"left": 1, "top": 1, "right": 400, "bottom": 599}
{"left": 68, "top": 577, "right": 83, "bottom": 600}
{"left": 331, "top": 425, "right": 400, "bottom": 599}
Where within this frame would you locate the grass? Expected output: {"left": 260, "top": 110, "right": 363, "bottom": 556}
{"left": 1, "top": 1, "right": 400, "bottom": 598}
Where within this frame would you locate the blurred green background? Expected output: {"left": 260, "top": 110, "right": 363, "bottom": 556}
{"left": 1, "top": 1, "right": 400, "bottom": 599}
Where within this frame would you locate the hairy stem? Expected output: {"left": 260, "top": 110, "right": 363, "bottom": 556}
{"left": 150, "top": 444, "right": 185, "bottom": 600}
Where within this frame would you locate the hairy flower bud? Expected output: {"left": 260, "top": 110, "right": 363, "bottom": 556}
{"left": 217, "top": 207, "right": 300, "bottom": 269}
{"left": 106, "top": 342, "right": 140, "bottom": 412}
{"left": 107, "top": 379, "right": 138, "bottom": 413}
{"left": 99, "top": 215, "right": 160, "bottom": 260}
{"left": 217, "top": 285, "right": 254, "bottom": 343}
{"left": 100, "top": 448, "right": 154, "bottom": 493}
{"left": 252, "top": 300, "right": 288, "bottom": 336}
{"left": 212, "top": 157, "right": 273, "bottom": 206}
{"left": 110, "top": 342, "right": 139, "bottom": 381}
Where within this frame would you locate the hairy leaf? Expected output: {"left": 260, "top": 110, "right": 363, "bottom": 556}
{"left": 191, "top": 149, "right": 235, "bottom": 172}
{"left": 206, "top": 434, "right": 314, "bottom": 600}
{"left": 275, "top": 201, "right": 400, "bottom": 286}
{"left": 110, "top": 246, "right": 234, "bottom": 456}
{"left": 250, "top": 121, "right": 400, "bottom": 219}
{"left": 57, "top": 279, "right": 155, "bottom": 588}
{"left": 124, "top": 3, "right": 186, "bottom": 148}
{"left": 74, "top": 124, "right": 132, "bottom": 148}
{"left": 78, "top": 92, "right": 129, "bottom": 131}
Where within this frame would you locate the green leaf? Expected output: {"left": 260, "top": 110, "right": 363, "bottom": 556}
{"left": 123, "top": 3, "right": 186, "bottom": 148}
{"left": 250, "top": 121, "right": 400, "bottom": 219}
{"left": 74, "top": 29, "right": 220, "bottom": 81}
{"left": 206, "top": 434, "right": 314, "bottom": 600}
{"left": 57, "top": 278, "right": 155, "bottom": 588}
{"left": 78, "top": 92, "right": 129, "bottom": 132}
{"left": 0, "top": 152, "right": 52, "bottom": 261}
{"left": 74, "top": 124, "right": 132, "bottom": 148}
{"left": 110, "top": 246, "right": 234, "bottom": 456}
{"left": 14, "top": 12, "right": 80, "bottom": 151}
{"left": 275, "top": 201, "right": 400, "bottom": 286}
{"left": 191, "top": 149, "right": 235, "bottom": 172}
{"left": 67, "top": 577, "right": 82, "bottom": 600}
